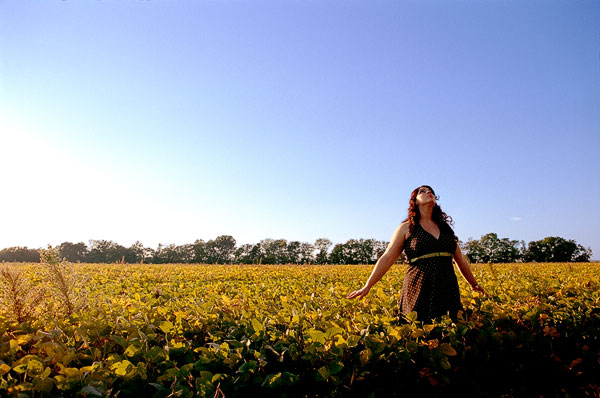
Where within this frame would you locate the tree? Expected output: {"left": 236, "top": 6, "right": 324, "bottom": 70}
{"left": 328, "top": 239, "right": 381, "bottom": 264}
{"left": 128, "top": 241, "right": 153, "bottom": 263}
{"left": 462, "top": 233, "right": 521, "bottom": 263}
{"left": 256, "top": 239, "right": 289, "bottom": 264}
{"left": 314, "top": 238, "right": 332, "bottom": 264}
{"left": 298, "top": 242, "right": 315, "bottom": 264}
{"left": 523, "top": 237, "right": 591, "bottom": 262}
{"left": 192, "top": 240, "right": 207, "bottom": 263}
{"left": 286, "top": 241, "right": 302, "bottom": 264}
{"left": 87, "top": 240, "right": 130, "bottom": 263}
{"left": 328, "top": 243, "right": 346, "bottom": 265}
{"left": 329, "top": 239, "right": 393, "bottom": 265}
{"left": 58, "top": 242, "right": 89, "bottom": 262}
{"left": 351, "top": 239, "right": 375, "bottom": 264}
{"left": 153, "top": 244, "right": 175, "bottom": 264}
{"left": 462, "top": 239, "right": 485, "bottom": 263}
{"left": 0, "top": 247, "right": 41, "bottom": 263}
{"left": 152, "top": 244, "right": 194, "bottom": 263}
{"left": 248, "top": 243, "right": 264, "bottom": 264}
{"left": 234, "top": 244, "right": 255, "bottom": 264}
{"left": 175, "top": 244, "right": 195, "bottom": 263}
{"left": 204, "top": 235, "right": 237, "bottom": 264}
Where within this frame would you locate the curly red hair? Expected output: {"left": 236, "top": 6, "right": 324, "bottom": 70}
{"left": 403, "top": 185, "right": 455, "bottom": 238}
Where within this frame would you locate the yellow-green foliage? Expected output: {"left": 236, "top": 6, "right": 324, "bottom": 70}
{"left": 0, "top": 263, "right": 599, "bottom": 397}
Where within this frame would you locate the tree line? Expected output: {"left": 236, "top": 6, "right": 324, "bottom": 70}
{"left": 462, "top": 233, "right": 591, "bottom": 263}
{"left": 0, "top": 233, "right": 592, "bottom": 264}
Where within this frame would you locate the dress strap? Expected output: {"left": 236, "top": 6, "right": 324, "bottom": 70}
{"left": 410, "top": 252, "right": 453, "bottom": 263}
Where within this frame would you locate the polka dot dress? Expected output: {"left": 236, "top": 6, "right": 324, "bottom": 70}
{"left": 399, "top": 222, "right": 462, "bottom": 322}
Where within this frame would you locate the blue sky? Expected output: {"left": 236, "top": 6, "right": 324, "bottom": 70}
{"left": 1, "top": 0, "right": 599, "bottom": 259}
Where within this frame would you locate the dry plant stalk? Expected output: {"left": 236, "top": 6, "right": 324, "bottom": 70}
{"left": 40, "top": 247, "right": 89, "bottom": 317}
{"left": 487, "top": 262, "right": 498, "bottom": 279}
{"left": 0, "top": 266, "right": 44, "bottom": 323}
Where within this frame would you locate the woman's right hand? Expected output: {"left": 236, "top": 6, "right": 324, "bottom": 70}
{"left": 346, "top": 285, "right": 371, "bottom": 300}
{"left": 471, "top": 284, "right": 486, "bottom": 295}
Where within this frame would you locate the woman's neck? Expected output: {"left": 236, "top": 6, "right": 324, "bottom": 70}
{"left": 418, "top": 204, "right": 434, "bottom": 222}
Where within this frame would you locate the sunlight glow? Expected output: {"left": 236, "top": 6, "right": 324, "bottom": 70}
{"left": 0, "top": 113, "right": 222, "bottom": 249}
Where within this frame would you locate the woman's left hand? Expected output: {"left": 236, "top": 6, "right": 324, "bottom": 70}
{"left": 471, "top": 284, "right": 486, "bottom": 295}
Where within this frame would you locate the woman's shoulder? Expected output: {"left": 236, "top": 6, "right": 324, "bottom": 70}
{"left": 398, "top": 221, "right": 411, "bottom": 238}
{"left": 398, "top": 220, "right": 410, "bottom": 230}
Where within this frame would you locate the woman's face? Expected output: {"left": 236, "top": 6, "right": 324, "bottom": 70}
{"left": 415, "top": 186, "right": 436, "bottom": 206}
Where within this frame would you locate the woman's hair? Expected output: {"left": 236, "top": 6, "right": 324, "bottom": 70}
{"left": 403, "top": 185, "right": 456, "bottom": 238}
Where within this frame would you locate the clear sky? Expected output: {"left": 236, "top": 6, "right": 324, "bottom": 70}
{"left": 1, "top": 0, "right": 599, "bottom": 259}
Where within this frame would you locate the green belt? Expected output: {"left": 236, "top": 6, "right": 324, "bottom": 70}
{"left": 410, "top": 252, "right": 453, "bottom": 263}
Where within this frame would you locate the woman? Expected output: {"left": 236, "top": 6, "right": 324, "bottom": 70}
{"left": 347, "top": 185, "right": 485, "bottom": 322}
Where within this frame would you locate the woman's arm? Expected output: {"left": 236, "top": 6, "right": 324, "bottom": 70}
{"left": 346, "top": 222, "right": 408, "bottom": 300}
{"left": 453, "top": 244, "right": 485, "bottom": 294}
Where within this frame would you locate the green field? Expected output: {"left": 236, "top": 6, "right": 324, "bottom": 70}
{"left": 1, "top": 262, "right": 599, "bottom": 397}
